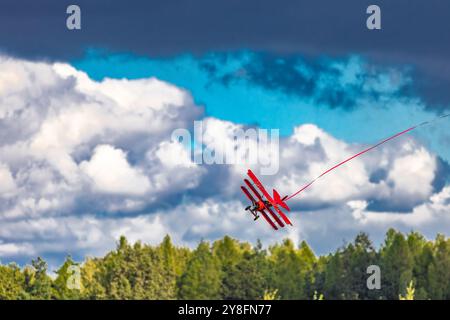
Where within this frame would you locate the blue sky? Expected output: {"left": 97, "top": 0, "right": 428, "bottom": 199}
{"left": 73, "top": 50, "right": 450, "bottom": 162}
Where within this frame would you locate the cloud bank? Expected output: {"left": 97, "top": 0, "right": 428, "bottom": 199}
{"left": 0, "top": 55, "right": 448, "bottom": 267}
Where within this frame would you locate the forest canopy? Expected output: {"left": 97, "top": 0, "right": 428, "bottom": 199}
{"left": 0, "top": 228, "right": 448, "bottom": 300}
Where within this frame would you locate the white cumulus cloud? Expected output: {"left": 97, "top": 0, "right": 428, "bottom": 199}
{"left": 80, "top": 144, "right": 151, "bottom": 196}
{"left": 0, "top": 55, "right": 448, "bottom": 264}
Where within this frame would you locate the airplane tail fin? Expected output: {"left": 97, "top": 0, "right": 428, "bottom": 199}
{"left": 273, "top": 189, "right": 290, "bottom": 211}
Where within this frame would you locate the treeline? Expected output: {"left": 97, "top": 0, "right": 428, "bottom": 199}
{"left": 0, "top": 229, "right": 449, "bottom": 300}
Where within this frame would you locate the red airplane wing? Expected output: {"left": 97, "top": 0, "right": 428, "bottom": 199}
{"left": 247, "top": 169, "right": 274, "bottom": 203}
{"left": 241, "top": 185, "right": 256, "bottom": 203}
{"left": 259, "top": 209, "right": 278, "bottom": 230}
{"left": 272, "top": 204, "right": 293, "bottom": 226}
{"left": 241, "top": 186, "right": 278, "bottom": 230}
{"left": 265, "top": 206, "right": 287, "bottom": 228}
{"left": 247, "top": 169, "right": 293, "bottom": 226}
{"left": 244, "top": 179, "right": 285, "bottom": 227}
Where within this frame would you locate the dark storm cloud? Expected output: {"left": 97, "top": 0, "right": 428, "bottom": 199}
{"left": 205, "top": 53, "right": 412, "bottom": 109}
{"left": 1, "top": 0, "right": 448, "bottom": 58}
{"left": 0, "top": 0, "right": 449, "bottom": 107}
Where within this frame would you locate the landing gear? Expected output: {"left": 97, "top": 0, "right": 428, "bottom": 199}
{"left": 245, "top": 205, "right": 259, "bottom": 220}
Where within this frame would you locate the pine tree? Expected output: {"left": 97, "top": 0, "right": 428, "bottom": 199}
{"left": 53, "top": 255, "right": 82, "bottom": 299}
{"left": 345, "top": 233, "right": 378, "bottom": 299}
{"left": 212, "top": 235, "right": 247, "bottom": 267}
{"left": 0, "top": 231, "right": 447, "bottom": 300}
{"left": 407, "top": 232, "right": 431, "bottom": 299}
{"left": 156, "top": 235, "right": 181, "bottom": 299}
{"left": 380, "top": 229, "right": 413, "bottom": 299}
{"left": 427, "top": 234, "right": 450, "bottom": 299}
{"left": 178, "top": 241, "right": 222, "bottom": 299}
{"left": 268, "top": 239, "right": 307, "bottom": 299}
{"left": 81, "top": 258, "right": 106, "bottom": 299}
{"left": 323, "top": 250, "right": 346, "bottom": 299}
{"left": 298, "top": 241, "right": 317, "bottom": 298}
{"left": 24, "top": 257, "right": 54, "bottom": 299}
{"left": 221, "top": 242, "right": 269, "bottom": 299}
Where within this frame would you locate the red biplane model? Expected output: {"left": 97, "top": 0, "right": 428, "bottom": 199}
{"left": 240, "top": 169, "right": 292, "bottom": 230}
{"left": 241, "top": 114, "right": 450, "bottom": 230}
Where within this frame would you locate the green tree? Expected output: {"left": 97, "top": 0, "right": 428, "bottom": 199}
{"left": 24, "top": 257, "right": 54, "bottom": 299}
{"left": 53, "top": 256, "right": 82, "bottom": 299}
{"left": 178, "top": 241, "right": 221, "bottom": 299}
{"left": 380, "top": 229, "right": 413, "bottom": 299}
{"left": 298, "top": 241, "right": 317, "bottom": 298}
{"left": 156, "top": 235, "right": 188, "bottom": 299}
{"left": 96, "top": 236, "right": 180, "bottom": 299}
{"left": 323, "top": 251, "right": 346, "bottom": 299}
{"left": 427, "top": 234, "right": 450, "bottom": 299}
{"left": 268, "top": 239, "right": 307, "bottom": 299}
{"left": 345, "top": 233, "right": 379, "bottom": 299}
{"left": 221, "top": 241, "right": 269, "bottom": 299}
{"left": 212, "top": 235, "right": 248, "bottom": 267}
{"left": 407, "top": 232, "right": 431, "bottom": 299}
{"left": 0, "top": 263, "right": 26, "bottom": 299}
{"left": 81, "top": 257, "right": 106, "bottom": 299}
{"left": 0, "top": 231, "right": 448, "bottom": 301}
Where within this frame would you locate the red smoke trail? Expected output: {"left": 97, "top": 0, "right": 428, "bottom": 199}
{"left": 284, "top": 113, "right": 450, "bottom": 202}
